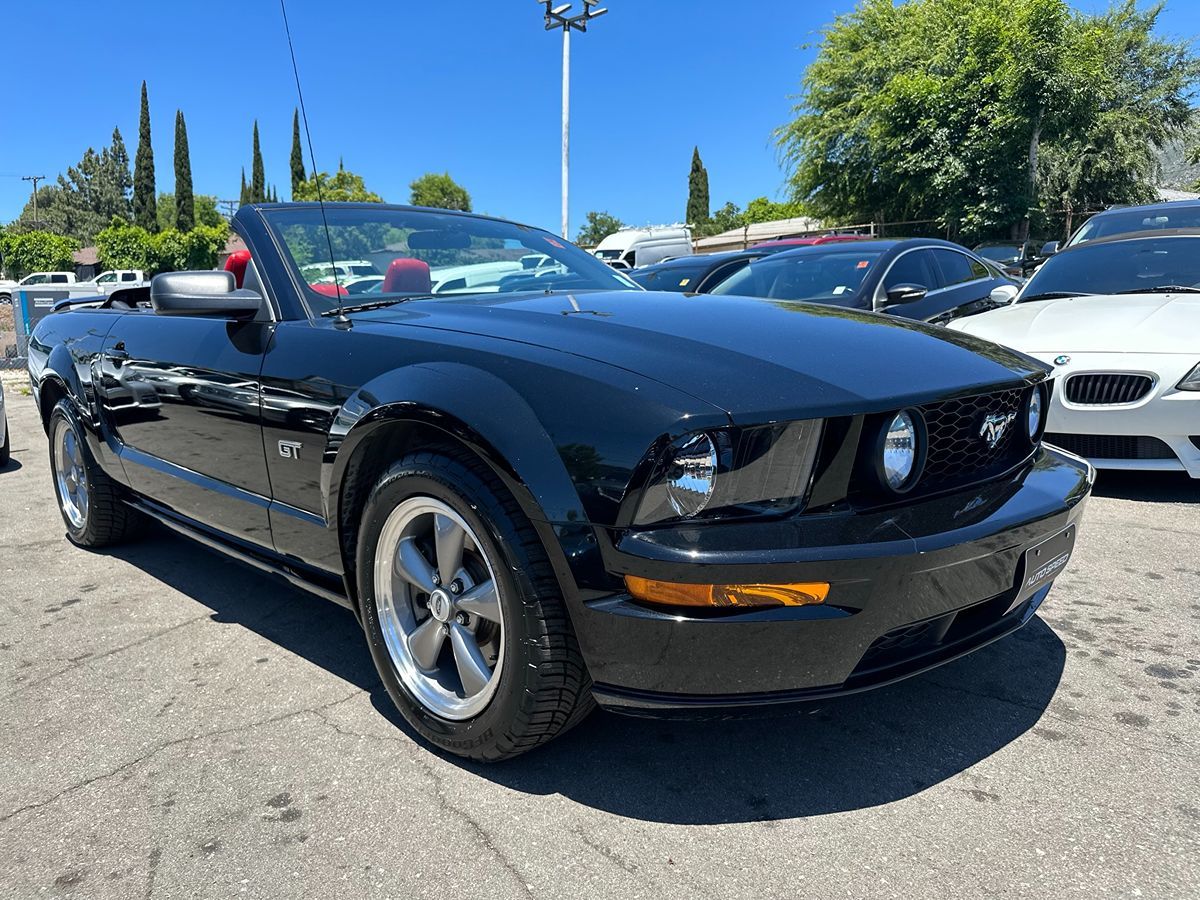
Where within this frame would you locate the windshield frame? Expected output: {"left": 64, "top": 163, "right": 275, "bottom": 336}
{"left": 259, "top": 204, "right": 640, "bottom": 319}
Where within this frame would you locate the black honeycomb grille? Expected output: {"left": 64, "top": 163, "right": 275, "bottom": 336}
{"left": 918, "top": 387, "right": 1029, "bottom": 490}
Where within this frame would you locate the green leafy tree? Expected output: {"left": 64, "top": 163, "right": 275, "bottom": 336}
{"left": 743, "top": 196, "right": 804, "bottom": 224}
{"left": 157, "top": 194, "right": 224, "bottom": 231}
{"left": 133, "top": 81, "right": 158, "bottom": 231}
{"left": 250, "top": 121, "right": 266, "bottom": 203}
{"left": 294, "top": 165, "right": 384, "bottom": 202}
{"left": 693, "top": 201, "right": 746, "bottom": 238}
{"left": 409, "top": 172, "right": 471, "bottom": 211}
{"left": 239, "top": 168, "right": 249, "bottom": 207}
{"left": 96, "top": 219, "right": 228, "bottom": 276}
{"left": 174, "top": 110, "right": 195, "bottom": 231}
{"left": 0, "top": 231, "right": 78, "bottom": 279}
{"left": 575, "top": 211, "right": 625, "bottom": 247}
{"left": 777, "top": 0, "right": 1199, "bottom": 242}
{"left": 13, "top": 131, "right": 134, "bottom": 243}
{"left": 290, "top": 109, "right": 306, "bottom": 199}
{"left": 686, "top": 147, "right": 710, "bottom": 227}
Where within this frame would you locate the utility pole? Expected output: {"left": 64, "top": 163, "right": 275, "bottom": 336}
{"left": 538, "top": 1, "right": 608, "bottom": 240}
{"left": 218, "top": 199, "right": 239, "bottom": 221}
{"left": 22, "top": 175, "right": 46, "bottom": 227}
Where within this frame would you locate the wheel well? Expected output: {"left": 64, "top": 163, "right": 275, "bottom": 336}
{"left": 337, "top": 420, "right": 492, "bottom": 603}
{"left": 38, "top": 378, "right": 67, "bottom": 433}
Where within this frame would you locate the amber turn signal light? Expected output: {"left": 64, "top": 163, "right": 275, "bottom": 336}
{"left": 624, "top": 575, "right": 829, "bottom": 609}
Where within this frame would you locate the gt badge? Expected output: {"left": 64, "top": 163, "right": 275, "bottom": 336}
{"left": 278, "top": 440, "right": 303, "bottom": 460}
{"left": 979, "top": 412, "right": 1016, "bottom": 449}
{"left": 1054, "top": 355, "right": 1070, "bottom": 366}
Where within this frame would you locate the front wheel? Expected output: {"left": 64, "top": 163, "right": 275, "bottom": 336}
{"left": 48, "top": 400, "right": 142, "bottom": 546}
{"left": 356, "top": 448, "right": 593, "bottom": 761}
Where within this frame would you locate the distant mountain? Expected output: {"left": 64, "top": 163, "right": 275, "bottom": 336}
{"left": 1158, "top": 139, "right": 1200, "bottom": 190}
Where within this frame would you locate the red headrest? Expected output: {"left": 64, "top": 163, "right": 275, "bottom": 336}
{"left": 224, "top": 249, "right": 251, "bottom": 288}
{"left": 382, "top": 258, "right": 432, "bottom": 294}
{"left": 310, "top": 283, "right": 348, "bottom": 298}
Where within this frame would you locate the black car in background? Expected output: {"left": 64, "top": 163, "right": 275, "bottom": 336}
{"left": 1066, "top": 198, "right": 1200, "bottom": 247}
{"left": 27, "top": 203, "right": 1090, "bottom": 761}
{"left": 706, "top": 238, "right": 1019, "bottom": 323}
{"left": 973, "top": 241, "right": 1042, "bottom": 277}
{"left": 629, "top": 250, "right": 770, "bottom": 293}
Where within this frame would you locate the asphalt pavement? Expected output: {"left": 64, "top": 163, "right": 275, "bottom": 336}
{"left": 1, "top": 372, "right": 1197, "bottom": 899}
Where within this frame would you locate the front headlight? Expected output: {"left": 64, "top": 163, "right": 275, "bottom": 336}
{"left": 1178, "top": 362, "right": 1200, "bottom": 391}
{"left": 633, "top": 421, "right": 823, "bottom": 525}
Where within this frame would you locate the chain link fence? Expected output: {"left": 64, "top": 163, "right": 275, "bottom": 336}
{"left": 0, "top": 297, "right": 23, "bottom": 370}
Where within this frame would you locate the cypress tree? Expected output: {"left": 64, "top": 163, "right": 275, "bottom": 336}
{"left": 133, "top": 81, "right": 158, "bottom": 231}
{"left": 290, "top": 109, "right": 305, "bottom": 199}
{"left": 686, "top": 146, "right": 710, "bottom": 227}
{"left": 239, "top": 168, "right": 249, "bottom": 207}
{"left": 174, "top": 110, "right": 194, "bottom": 231}
{"left": 251, "top": 121, "right": 266, "bottom": 203}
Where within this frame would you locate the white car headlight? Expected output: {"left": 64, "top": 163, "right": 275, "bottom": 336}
{"left": 1177, "top": 362, "right": 1200, "bottom": 391}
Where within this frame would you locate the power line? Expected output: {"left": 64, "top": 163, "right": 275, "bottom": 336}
{"left": 21, "top": 175, "right": 46, "bottom": 227}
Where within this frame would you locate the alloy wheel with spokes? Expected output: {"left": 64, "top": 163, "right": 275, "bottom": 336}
{"left": 53, "top": 417, "right": 89, "bottom": 530}
{"left": 373, "top": 496, "right": 504, "bottom": 720}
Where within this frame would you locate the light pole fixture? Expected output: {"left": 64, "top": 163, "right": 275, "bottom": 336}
{"left": 538, "top": 0, "right": 608, "bottom": 240}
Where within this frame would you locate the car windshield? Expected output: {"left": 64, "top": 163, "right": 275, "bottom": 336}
{"left": 1069, "top": 205, "right": 1200, "bottom": 245}
{"left": 264, "top": 206, "right": 638, "bottom": 314}
{"left": 1019, "top": 235, "right": 1200, "bottom": 300}
{"left": 707, "top": 249, "right": 882, "bottom": 304}
{"left": 976, "top": 245, "right": 1020, "bottom": 264}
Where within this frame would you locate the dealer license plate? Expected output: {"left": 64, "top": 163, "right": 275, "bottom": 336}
{"left": 1010, "top": 525, "right": 1076, "bottom": 613}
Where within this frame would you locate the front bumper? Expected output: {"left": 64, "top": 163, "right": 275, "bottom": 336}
{"left": 576, "top": 446, "right": 1092, "bottom": 713}
{"left": 1035, "top": 351, "right": 1200, "bottom": 478}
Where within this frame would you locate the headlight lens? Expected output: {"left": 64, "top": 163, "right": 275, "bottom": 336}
{"left": 1178, "top": 362, "right": 1200, "bottom": 391}
{"left": 1027, "top": 386, "right": 1044, "bottom": 438}
{"left": 633, "top": 421, "right": 823, "bottom": 525}
{"left": 664, "top": 433, "right": 717, "bottom": 517}
{"left": 881, "top": 410, "right": 919, "bottom": 491}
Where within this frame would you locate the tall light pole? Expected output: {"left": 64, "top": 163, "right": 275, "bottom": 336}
{"left": 538, "top": 1, "right": 607, "bottom": 240}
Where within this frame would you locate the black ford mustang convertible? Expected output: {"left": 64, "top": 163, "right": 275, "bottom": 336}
{"left": 28, "top": 204, "right": 1092, "bottom": 760}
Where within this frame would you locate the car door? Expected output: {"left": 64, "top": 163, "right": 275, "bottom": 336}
{"left": 95, "top": 291, "right": 276, "bottom": 549}
{"left": 876, "top": 248, "right": 944, "bottom": 320}
{"left": 928, "top": 249, "right": 1001, "bottom": 322}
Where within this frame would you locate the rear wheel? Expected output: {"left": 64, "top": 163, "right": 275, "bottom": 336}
{"left": 48, "top": 400, "right": 142, "bottom": 546}
{"left": 356, "top": 448, "right": 592, "bottom": 760}
{"left": 0, "top": 414, "right": 9, "bottom": 466}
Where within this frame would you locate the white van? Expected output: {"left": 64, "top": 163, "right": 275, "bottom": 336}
{"left": 592, "top": 226, "right": 692, "bottom": 270}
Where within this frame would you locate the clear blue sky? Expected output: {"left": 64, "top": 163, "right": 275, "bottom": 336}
{"left": 1, "top": 0, "right": 1196, "bottom": 235}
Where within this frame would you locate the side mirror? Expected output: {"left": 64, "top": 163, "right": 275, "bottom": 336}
{"left": 1040, "top": 241, "right": 1059, "bottom": 257}
{"left": 885, "top": 283, "right": 928, "bottom": 305}
{"left": 150, "top": 271, "right": 262, "bottom": 318}
{"left": 990, "top": 284, "right": 1019, "bottom": 305}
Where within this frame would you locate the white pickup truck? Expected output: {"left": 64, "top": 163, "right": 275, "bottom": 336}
{"left": 0, "top": 269, "right": 145, "bottom": 304}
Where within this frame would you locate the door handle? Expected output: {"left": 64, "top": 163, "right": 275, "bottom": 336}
{"left": 104, "top": 348, "right": 130, "bottom": 367}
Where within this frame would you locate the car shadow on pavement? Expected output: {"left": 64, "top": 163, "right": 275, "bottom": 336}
{"left": 106, "top": 525, "right": 1066, "bottom": 825}
{"left": 1090, "top": 470, "right": 1197, "bottom": 502}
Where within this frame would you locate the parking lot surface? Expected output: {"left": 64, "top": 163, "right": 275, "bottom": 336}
{"left": 1, "top": 374, "right": 1197, "bottom": 899}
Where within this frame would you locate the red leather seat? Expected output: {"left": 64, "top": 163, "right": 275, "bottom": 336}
{"left": 224, "top": 249, "right": 251, "bottom": 288}
{"left": 382, "top": 258, "right": 432, "bottom": 294}
{"left": 310, "top": 283, "right": 348, "bottom": 297}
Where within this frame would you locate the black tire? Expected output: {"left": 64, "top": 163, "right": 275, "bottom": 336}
{"left": 48, "top": 399, "right": 142, "bottom": 547}
{"left": 0, "top": 414, "right": 9, "bottom": 467}
{"left": 356, "top": 447, "right": 593, "bottom": 761}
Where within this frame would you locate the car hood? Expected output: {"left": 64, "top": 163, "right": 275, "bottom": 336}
{"left": 949, "top": 292, "right": 1200, "bottom": 354}
{"left": 363, "top": 290, "right": 1045, "bottom": 422}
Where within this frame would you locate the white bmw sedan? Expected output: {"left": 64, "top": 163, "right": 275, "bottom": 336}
{"left": 950, "top": 230, "right": 1200, "bottom": 478}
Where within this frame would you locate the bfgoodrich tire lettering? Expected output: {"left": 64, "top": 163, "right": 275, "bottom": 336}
{"left": 356, "top": 446, "right": 593, "bottom": 761}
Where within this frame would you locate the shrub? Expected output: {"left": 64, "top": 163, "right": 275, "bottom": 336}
{"left": 0, "top": 230, "right": 79, "bottom": 280}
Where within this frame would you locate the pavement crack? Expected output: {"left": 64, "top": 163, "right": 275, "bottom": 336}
{"left": 571, "top": 824, "right": 640, "bottom": 876}
{"left": 0, "top": 689, "right": 363, "bottom": 824}
{"left": 415, "top": 758, "right": 535, "bottom": 897}
{"left": 4, "top": 612, "right": 210, "bottom": 700}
